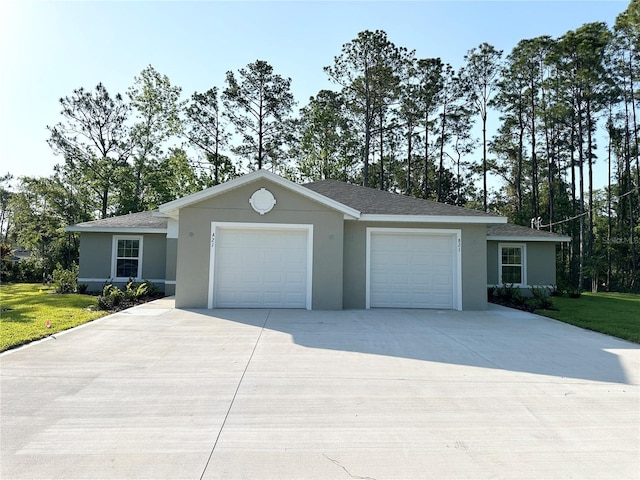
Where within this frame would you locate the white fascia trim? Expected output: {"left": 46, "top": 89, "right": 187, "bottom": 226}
{"left": 208, "top": 222, "right": 314, "bottom": 310}
{"left": 365, "top": 227, "right": 463, "bottom": 311}
{"left": 159, "top": 170, "right": 361, "bottom": 219}
{"left": 359, "top": 214, "right": 507, "bottom": 224}
{"left": 66, "top": 227, "right": 167, "bottom": 234}
{"left": 488, "top": 235, "right": 571, "bottom": 242}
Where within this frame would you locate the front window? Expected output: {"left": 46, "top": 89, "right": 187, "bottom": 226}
{"left": 499, "top": 244, "right": 526, "bottom": 285}
{"left": 112, "top": 236, "right": 143, "bottom": 279}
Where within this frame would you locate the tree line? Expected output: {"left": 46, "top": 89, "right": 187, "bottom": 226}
{"left": 1, "top": 0, "right": 638, "bottom": 292}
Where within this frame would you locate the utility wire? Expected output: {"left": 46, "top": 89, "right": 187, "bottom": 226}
{"left": 535, "top": 186, "right": 639, "bottom": 229}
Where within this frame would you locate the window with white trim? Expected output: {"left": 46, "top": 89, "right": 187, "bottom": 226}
{"left": 112, "top": 236, "right": 143, "bottom": 280}
{"left": 499, "top": 243, "right": 526, "bottom": 286}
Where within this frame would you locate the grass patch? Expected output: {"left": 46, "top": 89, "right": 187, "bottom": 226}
{"left": 537, "top": 292, "right": 640, "bottom": 344}
{"left": 0, "top": 283, "right": 108, "bottom": 352}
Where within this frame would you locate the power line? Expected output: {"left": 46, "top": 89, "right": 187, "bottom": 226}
{"left": 533, "top": 186, "right": 639, "bottom": 229}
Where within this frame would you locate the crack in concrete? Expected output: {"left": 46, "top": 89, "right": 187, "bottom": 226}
{"left": 323, "top": 454, "right": 377, "bottom": 480}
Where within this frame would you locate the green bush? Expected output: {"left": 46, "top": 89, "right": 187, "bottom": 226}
{"left": 51, "top": 263, "right": 79, "bottom": 294}
{"left": 1, "top": 257, "right": 45, "bottom": 283}
{"left": 530, "top": 285, "right": 554, "bottom": 309}
{"left": 96, "top": 284, "right": 125, "bottom": 310}
{"left": 496, "top": 283, "right": 527, "bottom": 306}
{"left": 95, "top": 280, "right": 161, "bottom": 311}
{"left": 125, "top": 280, "right": 148, "bottom": 301}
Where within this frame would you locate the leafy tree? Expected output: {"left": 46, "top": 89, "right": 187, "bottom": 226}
{"left": 48, "top": 83, "right": 131, "bottom": 218}
{"left": 434, "top": 64, "right": 462, "bottom": 203}
{"left": 0, "top": 174, "right": 13, "bottom": 243}
{"left": 145, "top": 148, "right": 220, "bottom": 205}
{"left": 325, "top": 30, "right": 410, "bottom": 187}
{"left": 459, "top": 43, "right": 502, "bottom": 211}
{"left": 556, "top": 22, "right": 612, "bottom": 289}
{"left": 222, "top": 60, "right": 295, "bottom": 171}
{"left": 9, "top": 175, "right": 89, "bottom": 275}
{"left": 294, "top": 90, "right": 359, "bottom": 182}
{"left": 184, "top": 87, "right": 230, "bottom": 185}
{"left": 414, "top": 58, "right": 445, "bottom": 199}
{"left": 125, "top": 65, "right": 184, "bottom": 212}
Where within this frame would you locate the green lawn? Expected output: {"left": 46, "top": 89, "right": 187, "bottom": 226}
{"left": 537, "top": 292, "right": 640, "bottom": 344}
{"left": 0, "top": 283, "right": 108, "bottom": 352}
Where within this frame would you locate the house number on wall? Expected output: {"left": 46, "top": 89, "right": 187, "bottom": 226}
{"left": 211, "top": 232, "right": 215, "bottom": 247}
{"left": 458, "top": 238, "right": 461, "bottom": 252}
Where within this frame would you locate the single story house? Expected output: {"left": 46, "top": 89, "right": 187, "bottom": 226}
{"left": 67, "top": 170, "right": 570, "bottom": 310}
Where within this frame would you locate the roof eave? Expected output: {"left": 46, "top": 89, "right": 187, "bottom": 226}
{"left": 357, "top": 214, "right": 508, "bottom": 224}
{"left": 487, "top": 235, "right": 571, "bottom": 242}
{"left": 66, "top": 226, "right": 168, "bottom": 234}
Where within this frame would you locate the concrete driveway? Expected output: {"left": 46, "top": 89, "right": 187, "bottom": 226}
{"left": 1, "top": 300, "right": 638, "bottom": 479}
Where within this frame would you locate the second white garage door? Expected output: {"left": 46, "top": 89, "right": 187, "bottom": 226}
{"left": 211, "top": 224, "right": 312, "bottom": 309}
{"left": 367, "top": 229, "right": 461, "bottom": 310}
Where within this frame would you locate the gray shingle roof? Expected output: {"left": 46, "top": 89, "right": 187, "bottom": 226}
{"left": 66, "top": 180, "right": 568, "bottom": 242}
{"left": 72, "top": 211, "right": 168, "bottom": 230}
{"left": 487, "top": 223, "right": 569, "bottom": 240}
{"left": 303, "top": 180, "right": 501, "bottom": 217}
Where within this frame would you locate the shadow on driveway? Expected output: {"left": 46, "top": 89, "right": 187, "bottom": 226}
{"left": 185, "top": 306, "right": 639, "bottom": 385}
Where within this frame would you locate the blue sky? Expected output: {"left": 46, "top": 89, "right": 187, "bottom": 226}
{"left": 0, "top": 0, "right": 629, "bottom": 189}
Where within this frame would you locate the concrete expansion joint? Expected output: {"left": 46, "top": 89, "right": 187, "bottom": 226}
{"left": 198, "top": 310, "right": 272, "bottom": 480}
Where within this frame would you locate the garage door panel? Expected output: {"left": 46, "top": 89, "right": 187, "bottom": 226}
{"left": 369, "top": 231, "right": 458, "bottom": 309}
{"left": 213, "top": 227, "right": 309, "bottom": 309}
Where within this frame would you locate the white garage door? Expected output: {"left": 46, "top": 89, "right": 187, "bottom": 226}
{"left": 212, "top": 226, "right": 311, "bottom": 309}
{"left": 368, "top": 230, "right": 460, "bottom": 309}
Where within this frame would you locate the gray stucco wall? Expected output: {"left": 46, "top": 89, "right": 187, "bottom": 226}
{"left": 78, "top": 234, "right": 111, "bottom": 289}
{"left": 78, "top": 232, "right": 167, "bottom": 292}
{"left": 487, "top": 240, "right": 557, "bottom": 288}
{"left": 343, "top": 222, "right": 488, "bottom": 310}
{"left": 174, "top": 179, "right": 344, "bottom": 309}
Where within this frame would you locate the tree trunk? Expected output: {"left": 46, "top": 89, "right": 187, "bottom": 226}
{"left": 577, "top": 99, "right": 585, "bottom": 292}
{"left": 482, "top": 112, "right": 487, "bottom": 212}
{"left": 607, "top": 108, "right": 612, "bottom": 291}
{"left": 586, "top": 98, "right": 594, "bottom": 263}
{"left": 379, "top": 110, "right": 384, "bottom": 190}
{"left": 424, "top": 113, "right": 429, "bottom": 199}
{"left": 363, "top": 98, "right": 371, "bottom": 187}
{"left": 258, "top": 97, "right": 264, "bottom": 169}
{"left": 437, "top": 101, "right": 447, "bottom": 203}
{"left": 530, "top": 82, "right": 538, "bottom": 219}
{"left": 407, "top": 120, "right": 412, "bottom": 195}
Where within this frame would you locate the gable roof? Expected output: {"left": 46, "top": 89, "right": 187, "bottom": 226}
{"left": 159, "top": 170, "right": 360, "bottom": 219}
{"left": 65, "top": 209, "right": 569, "bottom": 243}
{"left": 303, "top": 180, "right": 506, "bottom": 224}
{"left": 65, "top": 173, "right": 568, "bottom": 243}
{"left": 66, "top": 211, "right": 168, "bottom": 233}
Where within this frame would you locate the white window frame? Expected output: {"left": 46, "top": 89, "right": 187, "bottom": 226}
{"left": 498, "top": 243, "right": 527, "bottom": 286}
{"left": 111, "top": 235, "right": 144, "bottom": 281}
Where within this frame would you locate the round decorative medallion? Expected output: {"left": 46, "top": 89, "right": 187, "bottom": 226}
{"left": 249, "top": 188, "right": 276, "bottom": 215}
